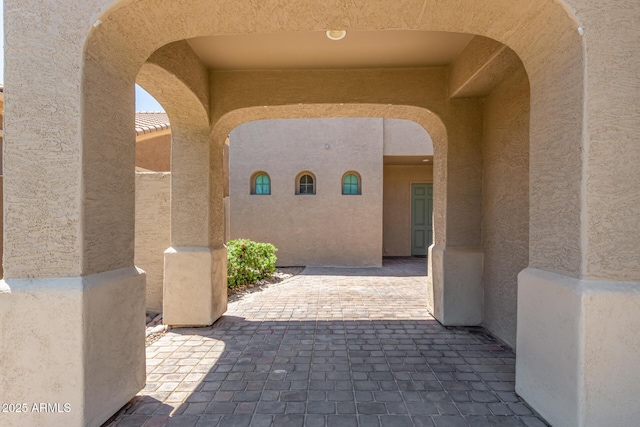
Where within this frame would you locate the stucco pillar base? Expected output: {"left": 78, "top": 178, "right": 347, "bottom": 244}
{"left": 427, "top": 245, "right": 483, "bottom": 325}
{"left": 0, "top": 268, "right": 146, "bottom": 427}
{"left": 516, "top": 268, "right": 640, "bottom": 427}
{"left": 163, "top": 246, "right": 227, "bottom": 326}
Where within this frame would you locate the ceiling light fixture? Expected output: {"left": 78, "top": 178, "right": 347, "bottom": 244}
{"left": 326, "top": 30, "right": 347, "bottom": 41}
{"left": 422, "top": 159, "right": 430, "bottom": 162}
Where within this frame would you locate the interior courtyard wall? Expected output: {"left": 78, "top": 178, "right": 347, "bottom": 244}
{"left": 134, "top": 172, "right": 170, "bottom": 313}
{"left": 481, "top": 66, "right": 530, "bottom": 348}
{"left": 135, "top": 132, "right": 171, "bottom": 172}
{"left": 230, "top": 118, "right": 384, "bottom": 267}
{"left": 383, "top": 165, "right": 434, "bottom": 257}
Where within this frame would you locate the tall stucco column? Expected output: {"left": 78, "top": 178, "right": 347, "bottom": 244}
{"left": 515, "top": 4, "right": 640, "bottom": 426}
{"left": 163, "top": 128, "right": 228, "bottom": 326}
{"left": 0, "top": 3, "right": 146, "bottom": 426}
{"left": 428, "top": 100, "right": 484, "bottom": 326}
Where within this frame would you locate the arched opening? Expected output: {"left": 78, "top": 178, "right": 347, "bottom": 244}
{"left": 226, "top": 117, "right": 436, "bottom": 269}
{"left": 215, "top": 105, "right": 449, "bottom": 271}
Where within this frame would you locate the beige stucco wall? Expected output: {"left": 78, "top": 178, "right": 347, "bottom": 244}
{"left": 481, "top": 66, "right": 530, "bottom": 348}
{"left": 135, "top": 131, "right": 171, "bottom": 172}
{"left": 383, "top": 165, "right": 433, "bottom": 256}
{"left": 134, "top": 172, "right": 170, "bottom": 313}
{"left": 230, "top": 118, "right": 384, "bottom": 267}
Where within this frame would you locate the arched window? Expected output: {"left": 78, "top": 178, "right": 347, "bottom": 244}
{"left": 251, "top": 172, "right": 271, "bottom": 195}
{"left": 342, "top": 172, "right": 361, "bottom": 195}
{"left": 296, "top": 172, "right": 316, "bottom": 195}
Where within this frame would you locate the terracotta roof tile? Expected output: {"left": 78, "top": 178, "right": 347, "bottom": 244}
{"left": 135, "top": 112, "right": 170, "bottom": 136}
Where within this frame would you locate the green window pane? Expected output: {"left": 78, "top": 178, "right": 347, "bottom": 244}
{"left": 254, "top": 173, "right": 270, "bottom": 195}
{"left": 343, "top": 174, "right": 359, "bottom": 195}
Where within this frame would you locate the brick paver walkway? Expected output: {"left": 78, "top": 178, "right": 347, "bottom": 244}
{"left": 107, "top": 258, "right": 548, "bottom": 427}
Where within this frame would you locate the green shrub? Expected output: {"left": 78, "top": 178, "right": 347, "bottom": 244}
{"left": 227, "top": 239, "right": 277, "bottom": 288}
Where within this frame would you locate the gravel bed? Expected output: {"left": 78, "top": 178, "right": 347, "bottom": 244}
{"left": 227, "top": 267, "right": 305, "bottom": 302}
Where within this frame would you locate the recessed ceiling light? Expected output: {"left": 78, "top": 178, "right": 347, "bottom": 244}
{"left": 422, "top": 159, "right": 430, "bottom": 162}
{"left": 326, "top": 30, "right": 347, "bottom": 41}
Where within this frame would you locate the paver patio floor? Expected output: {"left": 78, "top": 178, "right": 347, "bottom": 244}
{"left": 107, "top": 258, "right": 548, "bottom": 427}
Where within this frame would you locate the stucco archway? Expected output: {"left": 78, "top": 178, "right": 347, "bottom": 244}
{"left": 212, "top": 103, "right": 462, "bottom": 321}
{"left": 136, "top": 42, "right": 228, "bottom": 326}
{"left": 213, "top": 103, "right": 448, "bottom": 243}
{"left": 2, "top": 1, "right": 639, "bottom": 426}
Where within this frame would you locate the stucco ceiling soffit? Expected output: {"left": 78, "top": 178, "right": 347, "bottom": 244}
{"left": 187, "top": 30, "right": 474, "bottom": 70}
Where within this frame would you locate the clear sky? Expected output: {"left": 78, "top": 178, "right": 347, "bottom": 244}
{"left": 135, "top": 85, "right": 165, "bottom": 112}
{"left": 0, "top": 2, "right": 165, "bottom": 112}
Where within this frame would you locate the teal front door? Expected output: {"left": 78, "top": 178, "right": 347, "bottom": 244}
{"left": 411, "top": 183, "right": 433, "bottom": 256}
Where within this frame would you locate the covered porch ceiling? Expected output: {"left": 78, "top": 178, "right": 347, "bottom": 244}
{"left": 181, "top": 30, "right": 521, "bottom": 99}
{"left": 187, "top": 30, "right": 475, "bottom": 70}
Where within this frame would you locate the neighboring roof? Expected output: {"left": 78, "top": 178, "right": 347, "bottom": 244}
{"left": 135, "top": 112, "right": 170, "bottom": 136}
